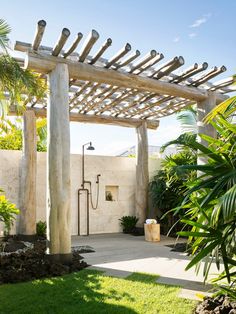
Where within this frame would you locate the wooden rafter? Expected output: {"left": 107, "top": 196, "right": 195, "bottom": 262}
{"left": 12, "top": 20, "right": 232, "bottom": 128}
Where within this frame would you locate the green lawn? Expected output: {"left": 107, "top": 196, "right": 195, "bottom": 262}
{"left": 0, "top": 270, "right": 196, "bottom": 314}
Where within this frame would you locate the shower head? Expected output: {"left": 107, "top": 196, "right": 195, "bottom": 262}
{"left": 87, "top": 142, "right": 95, "bottom": 150}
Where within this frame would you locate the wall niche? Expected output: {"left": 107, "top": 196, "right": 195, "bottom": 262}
{"left": 105, "top": 185, "right": 119, "bottom": 201}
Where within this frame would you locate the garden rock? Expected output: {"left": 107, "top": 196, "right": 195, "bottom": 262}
{"left": 0, "top": 238, "right": 88, "bottom": 284}
{"left": 195, "top": 295, "right": 236, "bottom": 314}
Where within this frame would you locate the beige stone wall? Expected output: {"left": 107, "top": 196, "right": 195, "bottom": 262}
{"left": 0, "top": 150, "right": 160, "bottom": 235}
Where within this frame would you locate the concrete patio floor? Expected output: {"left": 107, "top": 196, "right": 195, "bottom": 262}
{"left": 72, "top": 233, "right": 215, "bottom": 300}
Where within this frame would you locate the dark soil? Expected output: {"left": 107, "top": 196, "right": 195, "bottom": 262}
{"left": 195, "top": 295, "right": 236, "bottom": 314}
{"left": 0, "top": 237, "right": 88, "bottom": 284}
{"left": 1, "top": 238, "right": 27, "bottom": 252}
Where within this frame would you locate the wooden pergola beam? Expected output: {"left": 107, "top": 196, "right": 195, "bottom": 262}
{"left": 19, "top": 110, "right": 37, "bottom": 236}
{"left": 24, "top": 51, "right": 227, "bottom": 103}
{"left": 8, "top": 106, "right": 159, "bottom": 129}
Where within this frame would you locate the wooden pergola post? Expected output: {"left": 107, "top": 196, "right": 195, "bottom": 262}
{"left": 197, "top": 91, "right": 217, "bottom": 164}
{"left": 47, "top": 63, "right": 71, "bottom": 263}
{"left": 135, "top": 121, "right": 149, "bottom": 226}
{"left": 19, "top": 110, "right": 37, "bottom": 237}
{"left": 197, "top": 91, "right": 217, "bottom": 146}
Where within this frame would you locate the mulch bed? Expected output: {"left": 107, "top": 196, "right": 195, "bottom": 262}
{"left": 0, "top": 237, "right": 88, "bottom": 284}
{"left": 195, "top": 295, "right": 236, "bottom": 314}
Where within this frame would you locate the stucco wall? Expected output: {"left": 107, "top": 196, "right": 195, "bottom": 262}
{"left": 0, "top": 150, "right": 160, "bottom": 235}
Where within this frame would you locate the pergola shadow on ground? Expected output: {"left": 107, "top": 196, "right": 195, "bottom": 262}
{"left": 11, "top": 20, "right": 234, "bottom": 261}
{"left": 72, "top": 233, "right": 214, "bottom": 298}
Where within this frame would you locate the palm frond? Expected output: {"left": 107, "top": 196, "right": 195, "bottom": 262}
{"left": 204, "top": 96, "right": 236, "bottom": 122}
{"left": 0, "top": 19, "right": 11, "bottom": 52}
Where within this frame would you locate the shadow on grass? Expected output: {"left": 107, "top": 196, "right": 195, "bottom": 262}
{"left": 0, "top": 269, "right": 137, "bottom": 314}
{"left": 125, "top": 272, "right": 158, "bottom": 284}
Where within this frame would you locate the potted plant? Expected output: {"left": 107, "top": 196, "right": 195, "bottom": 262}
{"left": 144, "top": 219, "right": 160, "bottom": 242}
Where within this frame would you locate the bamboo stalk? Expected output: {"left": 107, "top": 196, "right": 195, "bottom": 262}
{"left": 82, "top": 85, "right": 114, "bottom": 113}
{"left": 123, "top": 93, "right": 158, "bottom": 117}
{"left": 115, "top": 50, "right": 140, "bottom": 69}
{"left": 93, "top": 87, "right": 121, "bottom": 113}
{"left": 170, "top": 62, "right": 208, "bottom": 83}
{"left": 210, "top": 76, "right": 235, "bottom": 91}
{"left": 149, "top": 57, "right": 179, "bottom": 78}
{"left": 52, "top": 28, "right": 71, "bottom": 56}
{"left": 69, "top": 81, "right": 91, "bottom": 104}
{"left": 32, "top": 20, "right": 46, "bottom": 51}
{"left": 148, "top": 100, "right": 193, "bottom": 119}
{"left": 79, "top": 30, "right": 99, "bottom": 62}
{"left": 129, "top": 50, "right": 157, "bottom": 73}
{"left": 136, "top": 53, "right": 164, "bottom": 74}
{"left": 63, "top": 33, "right": 83, "bottom": 58}
{"left": 115, "top": 92, "right": 151, "bottom": 116}
{"left": 154, "top": 56, "right": 185, "bottom": 80}
{"left": 105, "top": 43, "right": 131, "bottom": 68}
{"left": 76, "top": 83, "right": 99, "bottom": 113}
{"left": 129, "top": 95, "right": 174, "bottom": 117}
{"left": 192, "top": 66, "right": 226, "bottom": 86}
{"left": 170, "top": 63, "right": 198, "bottom": 82}
{"left": 97, "top": 89, "right": 135, "bottom": 114}
{"left": 90, "top": 38, "right": 112, "bottom": 64}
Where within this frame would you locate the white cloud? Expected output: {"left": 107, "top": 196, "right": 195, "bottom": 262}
{"left": 190, "top": 17, "right": 207, "bottom": 28}
{"left": 188, "top": 32, "right": 197, "bottom": 38}
{"left": 173, "top": 36, "right": 180, "bottom": 43}
{"left": 190, "top": 13, "right": 212, "bottom": 28}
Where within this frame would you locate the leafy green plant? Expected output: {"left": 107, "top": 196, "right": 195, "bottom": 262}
{"left": 0, "top": 117, "right": 47, "bottom": 151}
{"left": 149, "top": 148, "right": 196, "bottom": 234}
{"left": 165, "top": 104, "right": 236, "bottom": 284}
{"left": 119, "top": 216, "right": 139, "bottom": 234}
{"left": 0, "top": 194, "right": 19, "bottom": 235}
{"left": 0, "top": 19, "right": 47, "bottom": 116}
{"left": 36, "top": 220, "right": 46, "bottom": 238}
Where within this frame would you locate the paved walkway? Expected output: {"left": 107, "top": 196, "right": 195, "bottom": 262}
{"left": 72, "top": 233, "right": 215, "bottom": 300}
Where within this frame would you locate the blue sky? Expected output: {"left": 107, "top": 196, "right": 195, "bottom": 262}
{"left": 2, "top": 0, "right": 235, "bottom": 155}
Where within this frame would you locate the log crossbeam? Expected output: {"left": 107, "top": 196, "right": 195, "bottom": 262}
{"left": 24, "top": 51, "right": 227, "bottom": 105}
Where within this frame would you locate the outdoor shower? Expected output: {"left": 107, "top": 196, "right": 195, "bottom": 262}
{"left": 78, "top": 142, "right": 101, "bottom": 236}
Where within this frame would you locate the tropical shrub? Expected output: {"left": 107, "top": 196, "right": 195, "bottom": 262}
{"left": 36, "top": 220, "right": 46, "bottom": 238}
{"left": 0, "top": 18, "right": 47, "bottom": 116}
{"left": 119, "top": 216, "right": 139, "bottom": 233}
{"left": 0, "top": 193, "right": 19, "bottom": 235}
{"left": 0, "top": 117, "right": 47, "bottom": 151}
{"left": 167, "top": 103, "right": 236, "bottom": 285}
{"left": 149, "top": 148, "right": 196, "bottom": 234}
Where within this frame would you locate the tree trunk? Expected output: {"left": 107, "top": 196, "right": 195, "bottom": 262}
{"left": 135, "top": 122, "right": 149, "bottom": 226}
{"left": 19, "top": 110, "right": 37, "bottom": 237}
{"left": 47, "top": 63, "right": 71, "bottom": 263}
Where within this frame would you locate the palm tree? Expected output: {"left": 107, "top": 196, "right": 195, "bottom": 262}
{"left": 176, "top": 106, "right": 197, "bottom": 134}
{"left": 0, "top": 19, "right": 46, "bottom": 115}
{"left": 168, "top": 115, "right": 236, "bottom": 284}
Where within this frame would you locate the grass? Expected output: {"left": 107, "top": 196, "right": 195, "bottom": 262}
{"left": 0, "top": 269, "right": 196, "bottom": 314}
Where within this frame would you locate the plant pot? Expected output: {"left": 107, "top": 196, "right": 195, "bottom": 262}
{"left": 144, "top": 223, "right": 160, "bottom": 242}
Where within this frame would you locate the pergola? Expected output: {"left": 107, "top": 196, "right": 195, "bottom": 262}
{"left": 11, "top": 20, "right": 234, "bottom": 262}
